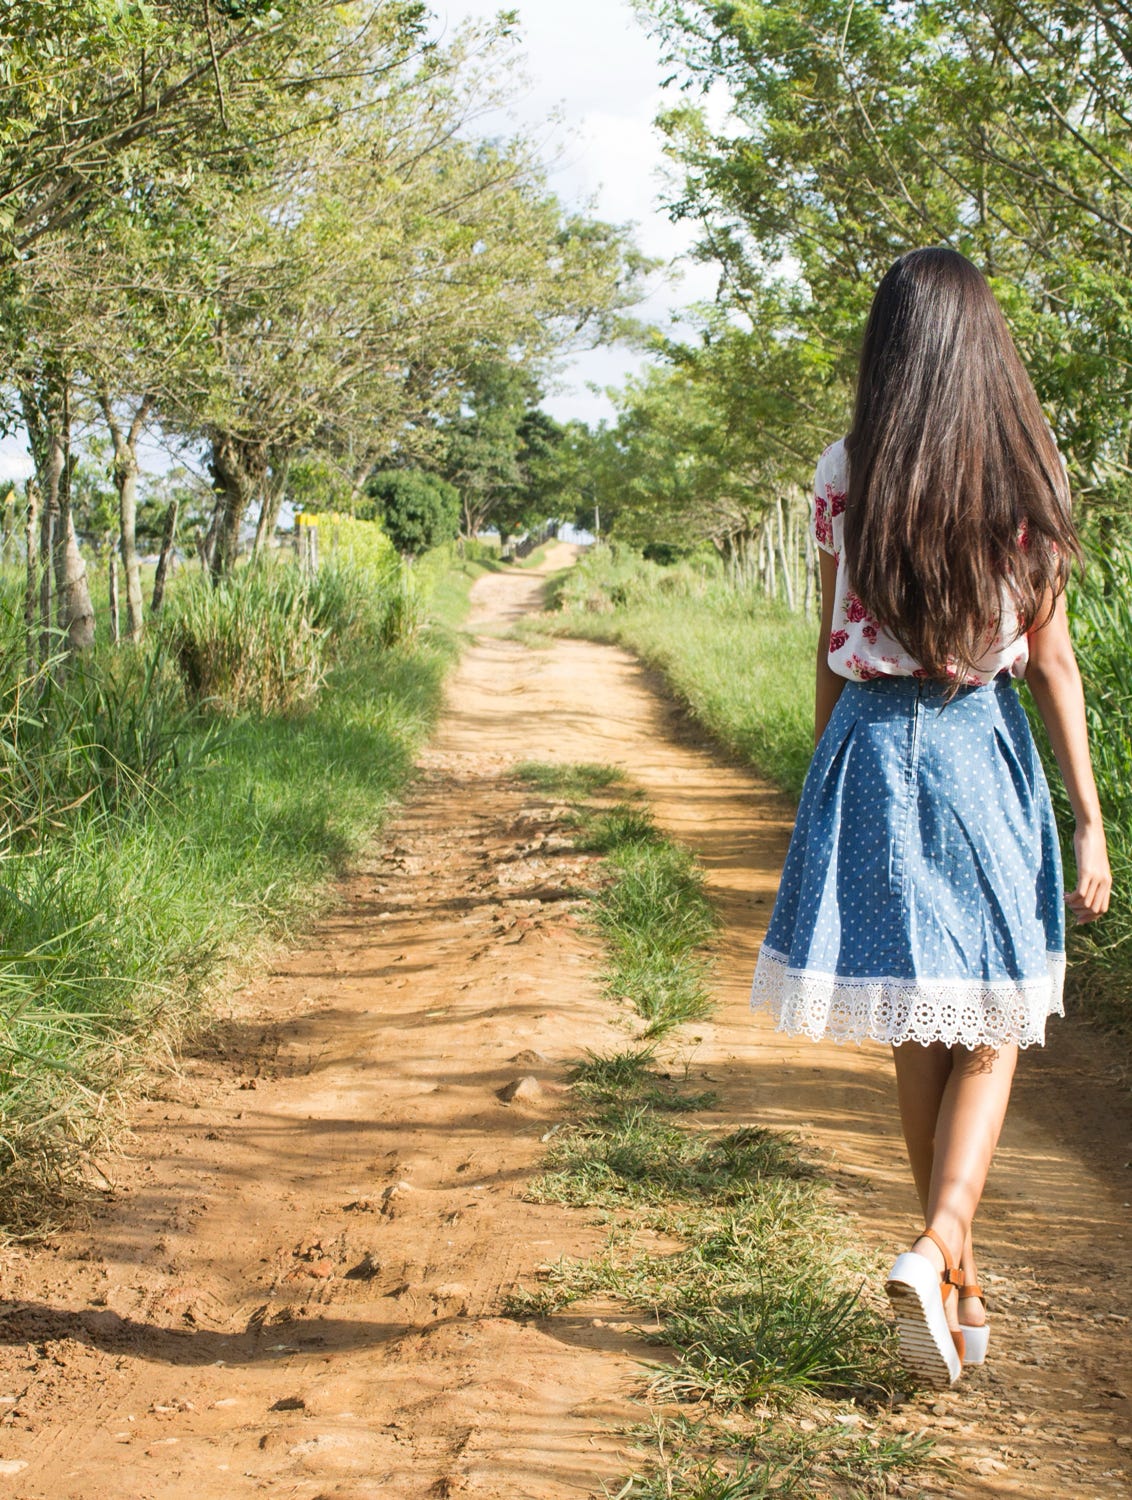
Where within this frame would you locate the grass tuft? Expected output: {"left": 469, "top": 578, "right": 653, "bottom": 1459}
{"left": 515, "top": 760, "right": 627, "bottom": 798}
{"left": 590, "top": 830, "right": 718, "bottom": 1037}
{"left": 503, "top": 759, "right": 935, "bottom": 1496}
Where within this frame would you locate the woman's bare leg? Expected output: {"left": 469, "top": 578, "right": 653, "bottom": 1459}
{"left": 891, "top": 1041, "right": 1015, "bottom": 1326}
{"left": 892, "top": 1040, "right": 952, "bottom": 1212}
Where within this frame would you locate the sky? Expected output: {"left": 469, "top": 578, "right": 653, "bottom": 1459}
{"left": 438, "top": 0, "right": 720, "bottom": 424}
{"left": 0, "top": 1, "right": 716, "bottom": 483}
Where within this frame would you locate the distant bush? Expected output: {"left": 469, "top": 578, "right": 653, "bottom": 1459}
{"left": 366, "top": 470, "right": 460, "bottom": 558}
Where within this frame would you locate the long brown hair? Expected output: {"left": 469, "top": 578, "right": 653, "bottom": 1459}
{"left": 844, "top": 248, "right": 1079, "bottom": 680}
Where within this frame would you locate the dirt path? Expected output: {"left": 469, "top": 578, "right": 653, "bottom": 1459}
{"left": 1, "top": 544, "right": 1129, "bottom": 1499}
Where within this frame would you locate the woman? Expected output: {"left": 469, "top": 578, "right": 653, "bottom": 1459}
{"left": 750, "top": 248, "right": 1111, "bottom": 1387}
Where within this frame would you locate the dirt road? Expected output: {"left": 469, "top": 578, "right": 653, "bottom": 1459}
{"left": 0, "top": 544, "right": 1129, "bottom": 1498}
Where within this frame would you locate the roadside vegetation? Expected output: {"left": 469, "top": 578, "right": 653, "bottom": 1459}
{"left": 533, "top": 546, "right": 1132, "bottom": 1048}
{"left": 506, "top": 763, "right": 938, "bottom": 1500}
{"left": 0, "top": 541, "right": 497, "bottom": 1227}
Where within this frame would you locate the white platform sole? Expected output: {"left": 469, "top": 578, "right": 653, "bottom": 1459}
{"left": 958, "top": 1320, "right": 989, "bottom": 1365}
{"left": 885, "top": 1250, "right": 963, "bottom": 1388}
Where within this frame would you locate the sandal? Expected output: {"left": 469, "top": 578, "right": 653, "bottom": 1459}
{"left": 885, "top": 1226, "right": 965, "bottom": 1388}
{"left": 958, "top": 1282, "right": 989, "bottom": 1365}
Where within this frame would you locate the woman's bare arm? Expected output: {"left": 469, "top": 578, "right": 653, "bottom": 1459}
{"left": 815, "top": 548, "right": 846, "bottom": 746}
{"left": 1024, "top": 590, "right": 1111, "bottom": 923}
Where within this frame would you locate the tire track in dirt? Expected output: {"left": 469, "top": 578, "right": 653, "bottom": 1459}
{"left": 0, "top": 543, "right": 1129, "bottom": 1498}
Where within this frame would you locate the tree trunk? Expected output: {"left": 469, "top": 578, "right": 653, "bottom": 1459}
{"left": 209, "top": 430, "right": 267, "bottom": 579}
{"left": 100, "top": 391, "right": 153, "bottom": 642}
{"left": 775, "top": 498, "right": 795, "bottom": 611}
{"left": 151, "top": 499, "right": 179, "bottom": 615}
{"left": 252, "top": 459, "right": 289, "bottom": 558}
{"left": 24, "top": 481, "right": 39, "bottom": 678}
{"left": 2, "top": 488, "right": 16, "bottom": 568}
{"left": 39, "top": 480, "right": 55, "bottom": 666}
{"left": 802, "top": 523, "right": 815, "bottom": 619}
{"left": 21, "top": 369, "right": 95, "bottom": 653}
{"left": 108, "top": 551, "right": 120, "bottom": 645}
{"left": 348, "top": 460, "right": 374, "bottom": 517}
{"left": 56, "top": 507, "right": 95, "bottom": 652}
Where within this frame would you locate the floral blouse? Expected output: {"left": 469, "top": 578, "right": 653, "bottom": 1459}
{"left": 813, "top": 439, "right": 1029, "bottom": 684}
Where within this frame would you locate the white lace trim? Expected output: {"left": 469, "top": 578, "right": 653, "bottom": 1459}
{"left": 750, "top": 944, "right": 1066, "bottom": 1050}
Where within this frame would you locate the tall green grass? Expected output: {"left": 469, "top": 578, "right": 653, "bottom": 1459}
{"left": 1030, "top": 548, "right": 1132, "bottom": 1033}
{"left": 0, "top": 548, "right": 482, "bottom": 1223}
{"left": 164, "top": 554, "right": 405, "bottom": 714}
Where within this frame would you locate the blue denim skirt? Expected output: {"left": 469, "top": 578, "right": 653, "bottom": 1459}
{"left": 750, "top": 673, "right": 1066, "bottom": 1049}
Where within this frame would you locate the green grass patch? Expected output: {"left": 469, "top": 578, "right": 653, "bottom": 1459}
{"left": 584, "top": 804, "right": 717, "bottom": 1038}
{"left": 614, "top": 1411, "right": 935, "bottom": 1499}
{"left": 587, "top": 804, "right": 722, "bottom": 1038}
{"left": 503, "top": 761, "right": 936, "bottom": 1497}
{"left": 515, "top": 761, "right": 626, "bottom": 799}
{"left": 515, "top": 766, "right": 714, "bottom": 1037}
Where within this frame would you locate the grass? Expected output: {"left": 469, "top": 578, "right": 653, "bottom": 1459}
{"left": 506, "top": 762, "right": 938, "bottom": 1499}
{"left": 0, "top": 545, "right": 486, "bottom": 1227}
{"left": 515, "top": 764, "right": 717, "bottom": 1038}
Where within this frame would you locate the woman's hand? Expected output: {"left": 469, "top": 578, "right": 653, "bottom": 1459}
{"left": 1067, "top": 820, "right": 1112, "bottom": 923}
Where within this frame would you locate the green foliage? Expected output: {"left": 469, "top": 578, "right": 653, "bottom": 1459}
{"left": 366, "top": 470, "right": 460, "bottom": 558}
{"left": 643, "top": 0, "right": 1132, "bottom": 516}
{"left": 439, "top": 360, "right": 568, "bottom": 541}
{"left": 1025, "top": 550, "right": 1132, "bottom": 1036}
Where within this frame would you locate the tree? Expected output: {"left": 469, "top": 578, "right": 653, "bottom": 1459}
{"left": 157, "top": 27, "right": 647, "bottom": 578}
{"left": 643, "top": 0, "right": 1132, "bottom": 515}
{"left": 366, "top": 471, "right": 460, "bottom": 558}
{"left": 439, "top": 362, "right": 541, "bottom": 539}
{"left": 0, "top": 2, "right": 433, "bottom": 260}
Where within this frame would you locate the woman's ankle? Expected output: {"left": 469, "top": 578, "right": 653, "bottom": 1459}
{"left": 958, "top": 1293, "right": 986, "bottom": 1327}
{"left": 912, "top": 1226, "right": 962, "bottom": 1272}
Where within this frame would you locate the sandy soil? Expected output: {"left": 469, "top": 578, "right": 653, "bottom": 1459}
{"left": 0, "top": 543, "right": 1128, "bottom": 1499}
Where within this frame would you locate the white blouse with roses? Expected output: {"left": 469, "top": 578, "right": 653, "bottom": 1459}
{"left": 813, "top": 438, "right": 1030, "bottom": 685}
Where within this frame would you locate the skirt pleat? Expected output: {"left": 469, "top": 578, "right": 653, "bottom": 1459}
{"left": 750, "top": 674, "right": 1066, "bottom": 1049}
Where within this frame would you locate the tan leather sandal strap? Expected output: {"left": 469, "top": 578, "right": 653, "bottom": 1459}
{"left": 918, "top": 1227, "right": 962, "bottom": 1296}
{"left": 959, "top": 1284, "right": 986, "bottom": 1305}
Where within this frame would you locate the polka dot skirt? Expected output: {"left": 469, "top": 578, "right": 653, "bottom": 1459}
{"left": 750, "top": 674, "right": 1066, "bottom": 1049}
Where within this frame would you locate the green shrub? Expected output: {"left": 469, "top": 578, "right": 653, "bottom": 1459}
{"left": 366, "top": 469, "right": 461, "bottom": 558}
{"left": 161, "top": 555, "right": 403, "bottom": 715}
